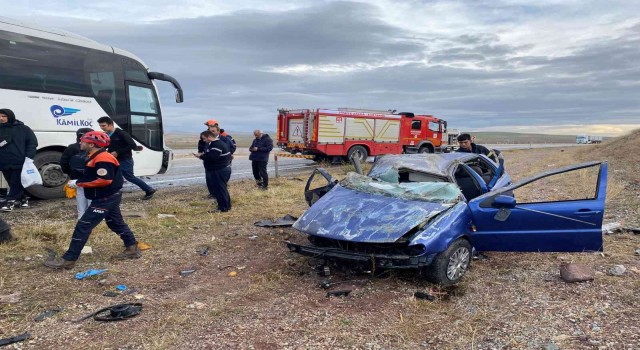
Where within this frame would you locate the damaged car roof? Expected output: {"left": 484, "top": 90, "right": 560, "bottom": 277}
{"left": 368, "top": 153, "right": 481, "bottom": 179}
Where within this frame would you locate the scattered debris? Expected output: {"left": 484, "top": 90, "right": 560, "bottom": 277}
{"left": 635, "top": 249, "right": 640, "bottom": 256}
{"left": 137, "top": 242, "right": 152, "bottom": 250}
{"left": 72, "top": 303, "right": 143, "bottom": 322}
{"left": 317, "top": 265, "right": 331, "bottom": 277}
{"left": 0, "top": 332, "right": 30, "bottom": 347}
{"left": 0, "top": 292, "right": 21, "bottom": 304}
{"left": 414, "top": 291, "right": 435, "bottom": 301}
{"left": 254, "top": 214, "right": 298, "bottom": 227}
{"left": 318, "top": 279, "right": 368, "bottom": 290}
{"left": 157, "top": 213, "right": 177, "bottom": 219}
{"left": 121, "top": 210, "right": 148, "bottom": 218}
{"left": 602, "top": 222, "right": 622, "bottom": 234}
{"left": 115, "top": 284, "right": 128, "bottom": 291}
{"left": 326, "top": 290, "right": 351, "bottom": 298}
{"left": 601, "top": 223, "right": 640, "bottom": 235}
{"left": 133, "top": 294, "right": 145, "bottom": 300}
{"left": 34, "top": 307, "right": 63, "bottom": 321}
{"left": 196, "top": 246, "right": 209, "bottom": 256}
{"left": 102, "top": 291, "right": 119, "bottom": 297}
{"left": 248, "top": 235, "right": 258, "bottom": 240}
{"left": 228, "top": 271, "right": 238, "bottom": 277}
{"left": 180, "top": 269, "right": 196, "bottom": 277}
{"left": 75, "top": 269, "right": 107, "bottom": 280}
{"left": 80, "top": 246, "right": 93, "bottom": 255}
{"left": 608, "top": 265, "right": 626, "bottom": 276}
{"left": 560, "top": 263, "right": 595, "bottom": 283}
{"left": 187, "top": 302, "right": 206, "bottom": 310}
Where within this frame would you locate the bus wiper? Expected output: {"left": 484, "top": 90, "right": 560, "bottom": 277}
{"left": 148, "top": 72, "right": 184, "bottom": 103}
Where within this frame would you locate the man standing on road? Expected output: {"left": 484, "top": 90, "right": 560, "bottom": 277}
{"left": 44, "top": 131, "right": 141, "bottom": 269}
{"left": 196, "top": 128, "right": 232, "bottom": 213}
{"left": 456, "top": 133, "right": 500, "bottom": 161}
{"left": 0, "top": 108, "right": 38, "bottom": 212}
{"left": 249, "top": 129, "right": 274, "bottom": 190}
{"left": 97, "top": 116, "right": 156, "bottom": 200}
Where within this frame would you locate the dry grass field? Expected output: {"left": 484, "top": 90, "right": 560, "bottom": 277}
{"left": 0, "top": 131, "right": 638, "bottom": 349}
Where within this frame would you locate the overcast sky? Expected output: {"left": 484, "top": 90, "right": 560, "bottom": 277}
{"left": 5, "top": 1, "right": 640, "bottom": 136}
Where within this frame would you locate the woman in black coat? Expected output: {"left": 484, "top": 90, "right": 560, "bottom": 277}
{"left": 0, "top": 108, "right": 38, "bottom": 211}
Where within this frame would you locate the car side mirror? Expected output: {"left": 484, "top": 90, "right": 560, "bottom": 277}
{"left": 493, "top": 195, "right": 516, "bottom": 208}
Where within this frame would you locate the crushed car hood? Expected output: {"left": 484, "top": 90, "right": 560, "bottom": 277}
{"left": 293, "top": 186, "right": 456, "bottom": 243}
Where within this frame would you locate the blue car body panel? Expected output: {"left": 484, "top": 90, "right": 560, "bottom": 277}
{"left": 468, "top": 161, "right": 607, "bottom": 252}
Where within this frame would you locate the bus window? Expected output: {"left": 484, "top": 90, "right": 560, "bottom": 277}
{"left": 128, "top": 84, "right": 162, "bottom": 150}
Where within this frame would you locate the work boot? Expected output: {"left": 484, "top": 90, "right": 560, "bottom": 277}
{"left": 18, "top": 197, "right": 29, "bottom": 209}
{"left": 43, "top": 258, "right": 76, "bottom": 270}
{"left": 0, "top": 200, "right": 15, "bottom": 212}
{"left": 142, "top": 189, "right": 156, "bottom": 200}
{"left": 113, "top": 245, "right": 141, "bottom": 260}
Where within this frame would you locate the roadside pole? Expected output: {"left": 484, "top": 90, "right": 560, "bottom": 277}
{"left": 274, "top": 154, "right": 279, "bottom": 178}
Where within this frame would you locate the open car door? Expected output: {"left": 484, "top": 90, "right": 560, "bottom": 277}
{"left": 467, "top": 161, "right": 607, "bottom": 252}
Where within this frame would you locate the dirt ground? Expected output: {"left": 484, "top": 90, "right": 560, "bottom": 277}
{"left": 0, "top": 143, "right": 639, "bottom": 349}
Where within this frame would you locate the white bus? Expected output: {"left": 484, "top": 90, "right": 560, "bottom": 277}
{"left": 0, "top": 17, "right": 183, "bottom": 199}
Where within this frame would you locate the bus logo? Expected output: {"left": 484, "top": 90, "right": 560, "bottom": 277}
{"left": 50, "top": 105, "right": 81, "bottom": 118}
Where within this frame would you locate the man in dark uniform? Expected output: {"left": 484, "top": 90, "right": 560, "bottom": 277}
{"left": 97, "top": 116, "right": 156, "bottom": 200}
{"left": 456, "top": 133, "right": 500, "bottom": 161}
{"left": 44, "top": 131, "right": 141, "bottom": 269}
{"left": 196, "top": 128, "right": 232, "bottom": 213}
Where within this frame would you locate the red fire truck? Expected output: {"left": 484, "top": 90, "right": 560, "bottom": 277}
{"left": 276, "top": 108, "right": 450, "bottom": 161}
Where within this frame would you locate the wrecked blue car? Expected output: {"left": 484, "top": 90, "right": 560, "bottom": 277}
{"left": 286, "top": 153, "right": 607, "bottom": 285}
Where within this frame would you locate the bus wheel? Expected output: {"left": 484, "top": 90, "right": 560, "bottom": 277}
{"left": 27, "top": 151, "right": 68, "bottom": 199}
{"left": 347, "top": 145, "right": 368, "bottom": 162}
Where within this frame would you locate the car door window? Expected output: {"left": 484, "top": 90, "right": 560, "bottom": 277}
{"left": 512, "top": 165, "right": 599, "bottom": 203}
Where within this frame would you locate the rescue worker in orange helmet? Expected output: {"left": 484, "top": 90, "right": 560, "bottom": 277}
{"left": 44, "top": 131, "right": 141, "bottom": 269}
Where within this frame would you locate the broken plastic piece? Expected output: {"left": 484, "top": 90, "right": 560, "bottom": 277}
{"left": 254, "top": 214, "right": 298, "bottom": 227}
{"left": 180, "top": 269, "right": 196, "bottom": 277}
{"left": 34, "top": 307, "right": 63, "bottom": 321}
{"left": 317, "top": 265, "right": 331, "bottom": 277}
{"left": 0, "top": 332, "right": 30, "bottom": 347}
{"left": 197, "top": 246, "right": 209, "bottom": 256}
{"left": 75, "top": 269, "right": 107, "bottom": 280}
{"left": 103, "top": 291, "right": 119, "bottom": 297}
{"left": 115, "top": 284, "right": 128, "bottom": 291}
{"left": 414, "top": 291, "right": 435, "bottom": 301}
{"left": 137, "top": 242, "right": 152, "bottom": 250}
{"left": 326, "top": 290, "right": 351, "bottom": 298}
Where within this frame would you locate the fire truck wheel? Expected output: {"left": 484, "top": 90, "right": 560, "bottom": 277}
{"left": 347, "top": 145, "right": 368, "bottom": 162}
{"left": 418, "top": 146, "right": 433, "bottom": 153}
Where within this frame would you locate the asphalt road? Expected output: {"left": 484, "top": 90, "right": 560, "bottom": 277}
{"left": 125, "top": 143, "right": 583, "bottom": 191}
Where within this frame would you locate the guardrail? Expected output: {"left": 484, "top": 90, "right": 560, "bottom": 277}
{"left": 274, "top": 153, "right": 315, "bottom": 178}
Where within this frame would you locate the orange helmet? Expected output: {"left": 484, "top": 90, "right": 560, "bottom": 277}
{"left": 204, "top": 119, "right": 219, "bottom": 126}
{"left": 80, "top": 131, "right": 110, "bottom": 147}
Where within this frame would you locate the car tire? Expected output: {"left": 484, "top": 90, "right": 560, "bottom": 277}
{"left": 425, "top": 238, "right": 472, "bottom": 286}
{"left": 347, "top": 145, "right": 368, "bottom": 162}
{"left": 26, "top": 151, "right": 67, "bottom": 199}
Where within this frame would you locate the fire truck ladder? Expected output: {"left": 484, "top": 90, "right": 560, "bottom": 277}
{"left": 337, "top": 107, "right": 397, "bottom": 114}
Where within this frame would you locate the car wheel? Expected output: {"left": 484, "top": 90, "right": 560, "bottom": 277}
{"left": 425, "top": 238, "right": 472, "bottom": 286}
{"left": 347, "top": 145, "right": 368, "bottom": 162}
{"left": 418, "top": 146, "right": 433, "bottom": 153}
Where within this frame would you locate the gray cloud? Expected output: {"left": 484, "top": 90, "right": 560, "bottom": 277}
{"left": 9, "top": 1, "right": 640, "bottom": 135}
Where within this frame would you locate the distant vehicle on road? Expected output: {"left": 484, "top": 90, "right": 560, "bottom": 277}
{"left": 0, "top": 16, "right": 184, "bottom": 199}
{"left": 576, "top": 135, "right": 603, "bottom": 144}
{"left": 277, "top": 107, "right": 451, "bottom": 161}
